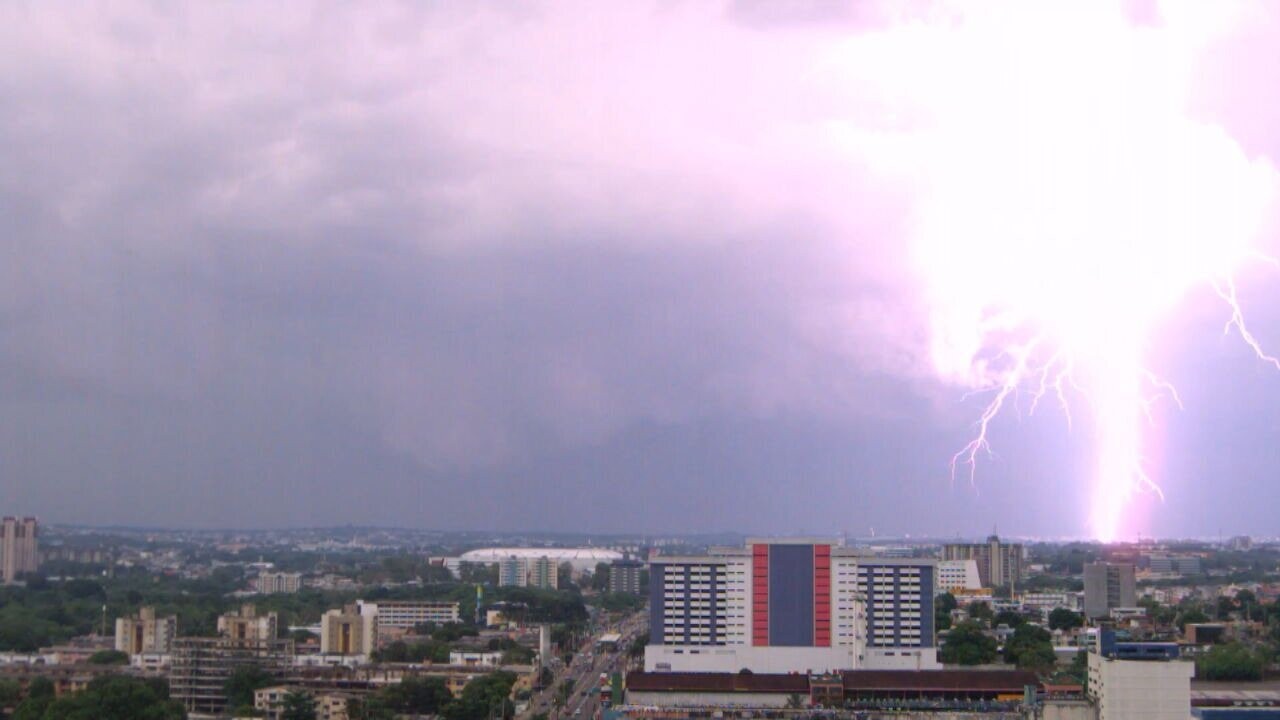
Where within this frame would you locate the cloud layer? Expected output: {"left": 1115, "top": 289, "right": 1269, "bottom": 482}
{"left": 2, "top": 1, "right": 1279, "bottom": 536}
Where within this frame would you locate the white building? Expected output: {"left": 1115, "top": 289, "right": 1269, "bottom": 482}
{"left": 356, "top": 599, "right": 460, "bottom": 631}
{"left": 937, "top": 560, "right": 982, "bottom": 593}
{"left": 1087, "top": 633, "right": 1193, "bottom": 720}
{"left": 644, "top": 538, "right": 939, "bottom": 674}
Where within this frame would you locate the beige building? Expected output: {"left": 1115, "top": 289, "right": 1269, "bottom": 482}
{"left": 254, "top": 572, "right": 303, "bottom": 594}
{"left": 1, "top": 517, "right": 39, "bottom": 584}
{"left": 115, "top": 606, "right": 178, "bottom": 655}
{"left": 254, "top": 686, "right": 354, "bottom": 720}
{"left": 1088, "top": 649, "right": 1193, "bottom": 720}
{"left": 320, "top": 605, "right": 377, "bottom": 656}
{"left": 942, "top": 535, "right": 1023, "bottom": 588}
{"left": 218, "top": 604, "right": 278, "bottom": 641}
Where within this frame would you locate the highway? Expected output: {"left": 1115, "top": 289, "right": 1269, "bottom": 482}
{"left": 524, "top": 608, "right": 648, "bottom": 720}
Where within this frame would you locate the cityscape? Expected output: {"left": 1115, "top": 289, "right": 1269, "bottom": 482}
{"left": 1, "top": 523, "right": 1279, "bottom": 719}
{"left": 5, "top": 2, "right": 1280, "bottom": 720}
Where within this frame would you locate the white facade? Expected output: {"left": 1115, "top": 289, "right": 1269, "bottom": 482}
{"left": 645, "top": 541, "right": 938, "bottom": 673}
{"left": 1088, "top": 653, "right": 1194, "bottom": 720}
{"left": 356, "top": 599, "right": 460, "bottom": 629}
{"left": 937, "top": 560, "right": 982, "bottom": 593}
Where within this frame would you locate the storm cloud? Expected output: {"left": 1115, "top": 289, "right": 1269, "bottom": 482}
{"left": 2, "top": 1, "right": 1279, "bottom": 537}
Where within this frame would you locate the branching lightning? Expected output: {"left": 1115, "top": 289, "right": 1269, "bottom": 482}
{"left": 885, "top": 3, "right": 1280, "bottom": 540}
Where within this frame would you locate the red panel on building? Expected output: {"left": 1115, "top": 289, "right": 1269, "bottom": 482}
{"left": 752, "top": 544, "right": 770, "bottom": 646}
{"left": 813, "top": 544, "right": 831, "bottom": 647}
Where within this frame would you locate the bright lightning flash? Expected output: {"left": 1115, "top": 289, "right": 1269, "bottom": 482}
{"left": 871, "top": 4, "right": 1279, "bottom": 541}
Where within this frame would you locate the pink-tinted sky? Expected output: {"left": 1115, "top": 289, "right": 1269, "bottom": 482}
{"left": 1, "top": 1, "right": 1279, "bottom": 537}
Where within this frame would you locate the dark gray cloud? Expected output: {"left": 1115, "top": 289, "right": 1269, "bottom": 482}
{"left": 2, "top": 2, "right": 1279, "bottom": 537}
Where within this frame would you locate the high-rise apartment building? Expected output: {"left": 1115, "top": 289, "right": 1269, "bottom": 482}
{"left": 1, "top": 517, "right": 39, "bottom": 584}
{"left": 1084, "top": 563, "right": 1137, "bottom": 619}
{"left": 115, "top": 607, "right": 178, "bottom": 656}
{"left": 942, "top": 535, "right": 1023, "bottom": 588}
{"left": 320, "top": 605, "right": 377, "bottom": 656}
{"left": 497, "top": 556, "right": 558, "bottom": 589}
{"left": 253, "top": 572, "right": 302, "bottom": 594}
{"left": 609, "top": 559, "right": 643, "bottom": 595}
{"left": 645, "top": 538, "right": 938, "bottom": 673}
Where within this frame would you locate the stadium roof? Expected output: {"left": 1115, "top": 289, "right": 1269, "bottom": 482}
{"left": 459, "top": 547, "right": 624, "bottom": 562}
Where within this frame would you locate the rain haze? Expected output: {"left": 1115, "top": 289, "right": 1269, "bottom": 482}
{"left": 3, "top": 1, "right": 1280, "bottom": 538}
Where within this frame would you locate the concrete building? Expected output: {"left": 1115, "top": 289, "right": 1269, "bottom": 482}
{"left": 644, "top": 538, "right": 938, "bottom": 673}
{"left": 528, "top": 556, "right": 557, "bottom": 589}
{"left": 254, "top": 686, "right": 354, "bottom": 720}
{"left": 320, "top": 605, "right": 377, "bottom": 656}
{"left": 115, "top": 607, "right": 177, "bottom": 656}
{"left": 0, "top": 517, "right": 39, "bottom": 584}
{"left": 254, "top": 572, "right": 303, "bottom": 594}
{"left": 218, "top": 604, "right": 279, "bottom": 641}
{"left": 171, "top": 606, "right": 294, "bottom": 716}
{"left": 497, "top": 556, "right": 558, "bottom": 589}
{"left": 1084, "top": 563, "right": 1137, "bottom": 620}
{"left": 609, "top": 559, "right": 643, "bottom": 595}
{"left": 1147, "top": 554, "right": 1203, "bottom": 576}
{"left": 355, "top": 599, "right": 460, "bottom": 632}
{"left": 1087, "top": 631, "right": 1193, "bottom": 720}
{"left": 937, "top": 559, "right": 982, "bottom": 593}
{"left": 942, "top": 535, "right": 1023, "bottom": 588}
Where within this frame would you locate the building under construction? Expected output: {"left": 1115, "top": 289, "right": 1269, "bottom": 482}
{"left": 170, "top": 605, "right": 294, "bottom": 717}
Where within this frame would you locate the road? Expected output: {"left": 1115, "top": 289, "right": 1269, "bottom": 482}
{"left": 523, "top": 608, "right": 648, "bottom": 720}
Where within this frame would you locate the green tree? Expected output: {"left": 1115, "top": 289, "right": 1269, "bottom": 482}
{"left": 591, "top": 563, "right": 610, "bottom": 592}
{"left": 1003, "top": 624, "right": 1056, "bottom": 670}
{"left": 224, "top": 665, "right": 276, "bottom": 710}
{"left": 0, "top": 678, "right": 21, "bottom": 707}
{"left": 1177, "top": 607, "right": 1210, "bottom": 631}
{"left": 279, "top": 690, "right": 317, "bottom": 720}
{"left": 935, "top": 593, "right": 957, "bottom": 632}
{"left": 443, "top": 671, "right": 517, "bottom": 720}
{"left": 994, "top": 610, "right": 1025, "bottom": 628}
{"left": 12, "top": 677, "right": 55, "bottom": 720}
{"left": 966, "top": 601, "right": 994, "bottom": 623}
{"left": 87, "top": 649, "right": 131, "bottom": 665}
{"left": 348, "top": 696, "right": 395, "bottom": 720}
{"left": 939, "top": 621, "right": 998, "bottom": 665}
{"left": 39, "top": 675, "right": 185, "bottom": 720}
{"left": 1048, "top": 608, "right": 1083, "bottom": 631}
{"left": 1197, "top": 642, "right": 1266, "bottom": 681}
{"left": 381, "top": 676, "right": 451, "bottom": 715}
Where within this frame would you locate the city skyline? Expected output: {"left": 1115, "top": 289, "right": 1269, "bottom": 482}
{"left": 3, "top": 3, "right": 1280, "bottom": 538}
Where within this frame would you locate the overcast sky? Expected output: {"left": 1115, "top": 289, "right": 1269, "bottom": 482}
{"left": 3, "top": 1, "right": 1280, "bottom": 538}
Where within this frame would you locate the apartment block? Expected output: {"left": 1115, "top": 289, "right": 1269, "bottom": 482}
{"left": 115, "top": 607, "right": 178, "bottom": 656}
{"left": 498, "top": 556, "right": 559, "bottom": 589}
{"left": 645, "top": 538, "right": 938, "bottom": 674}
{"left": 320, "top": 605, "right": 377, "bottom": 656}
{"left": 609, "top": 559, "right": 643, "bottom": 595}
{"left": 0, "top": 517, "right": 39, "bottom": 584}
{"left": 942, "top": 535, "right": 1023, "bottom": 588}
{"left": 1084, "top": 563, "right": 1137, "bottom": 620}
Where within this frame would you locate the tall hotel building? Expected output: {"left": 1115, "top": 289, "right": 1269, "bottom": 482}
{"left": 646, "top": 538, "right": 938, "bottom": 673}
